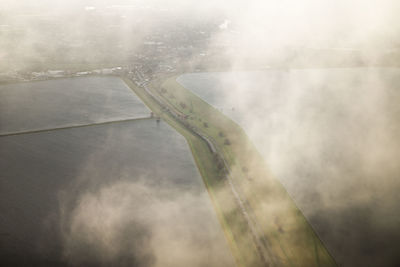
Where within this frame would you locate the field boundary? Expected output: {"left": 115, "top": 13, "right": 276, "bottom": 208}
{"left": 0, "top": 117, "right": 151, "bottom": 137}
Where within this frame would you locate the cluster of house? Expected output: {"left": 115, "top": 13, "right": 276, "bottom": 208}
{"left": 30, "top": 67, "right": 125, "bottom": 80}
{"left": 0, "top": 67, "right": 127, "bottom": 83}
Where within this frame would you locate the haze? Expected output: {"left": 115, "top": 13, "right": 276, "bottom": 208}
{"left": 2, "top": 0, "right": 400, "bottom": 71}
{"left": 1, "top": 1, "right": 400, "bottom": 267}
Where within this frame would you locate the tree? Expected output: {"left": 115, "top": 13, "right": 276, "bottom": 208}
{"left": 224, "top": 138, "right": 231, "bottom": 145}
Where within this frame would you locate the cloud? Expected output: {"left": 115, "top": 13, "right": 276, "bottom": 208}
{"left": 178, "top": 67, "right": 400, "bottom": 266}
{"left": 58, "top": 177, "right": 233, "bottom": 267}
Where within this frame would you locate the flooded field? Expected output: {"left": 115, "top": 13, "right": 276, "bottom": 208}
{"left": 0, "top": 119, "right": 234, "bottom": 266}
{"left": 0, "top": 77, "right": 150, "bottom": 134}
{"left": 0, "top": 77, "right": 234, "bottom": 266}
{"left": 178, "top": 68, "right": 400, "bottom": 267}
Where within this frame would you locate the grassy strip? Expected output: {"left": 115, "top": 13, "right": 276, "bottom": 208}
{"left": 123, "top": 77, "right": 266, "bottom": 266}
{"left": 155, "top": 75, "right": 338, "bottom": 267}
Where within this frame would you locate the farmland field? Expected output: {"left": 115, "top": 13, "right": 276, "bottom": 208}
{"left": 0, "top": 77, "right": 150, "bottom": 134}
{"left": 177, "top": 68, "right": 400, "bottom": 267}
{"left": 0, "top": 78, "right": 234, "bottom": 266}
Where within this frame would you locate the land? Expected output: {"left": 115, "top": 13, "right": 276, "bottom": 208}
{"left": 0, "top": 65, "right": 338, "bottom": 266}
{"left": 123, "top": 72, "right": 337, "bottom": 266}
{"left": 2, "top": 3, "right": 399, "bottom": 266}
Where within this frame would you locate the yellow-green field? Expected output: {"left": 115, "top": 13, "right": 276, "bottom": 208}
{"left": 124, "top": 75, "right": 337, "bottom": 267}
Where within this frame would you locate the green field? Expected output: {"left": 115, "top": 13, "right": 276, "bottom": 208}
{"left": 123, "top": 76, "right": 337, "bottom": 267}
